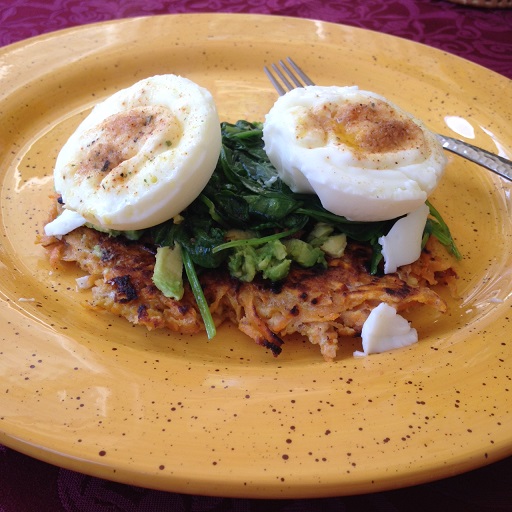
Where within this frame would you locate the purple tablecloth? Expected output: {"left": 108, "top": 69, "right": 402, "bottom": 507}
{"left": 1, "top": 1, "right": 512, "bottom": 511}
{"left": 2, "top": 0, "right": 512, "bottom": 79}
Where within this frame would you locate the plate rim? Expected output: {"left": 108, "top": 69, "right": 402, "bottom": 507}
{"left": 1, "top": 12, "right": 511, "bottom": 499}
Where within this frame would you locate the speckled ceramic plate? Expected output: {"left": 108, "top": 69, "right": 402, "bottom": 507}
{"left": 0, "top": 13, "right": 511, "bottom": 499}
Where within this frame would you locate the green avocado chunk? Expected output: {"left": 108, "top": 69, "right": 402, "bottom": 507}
{"left": 283, "top": 238, "right": 326, "bottom": 267}
{"left": 152, "top": 245, "right": 184, "bottom": 300}
{"left": 228, "top": 239, "right": 291, "bottom": 282}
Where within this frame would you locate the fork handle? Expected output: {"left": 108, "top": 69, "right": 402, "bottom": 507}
{"left": 436, "top": 134, "right": 512, "bottom": 181}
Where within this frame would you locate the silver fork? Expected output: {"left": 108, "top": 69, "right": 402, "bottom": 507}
{"left": 264, "top": 57, "right": 512, "bottom": 181}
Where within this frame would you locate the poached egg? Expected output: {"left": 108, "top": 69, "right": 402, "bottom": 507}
{"left": 263, "top": 85, "right": 446, "bottom": 222}
{"left": 46, "top": 74, "right": 221, "bottom": 235}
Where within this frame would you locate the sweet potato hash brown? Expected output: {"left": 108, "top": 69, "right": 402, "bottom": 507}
{"left": 40, "top": 204, "right": 456, "bottom": 361}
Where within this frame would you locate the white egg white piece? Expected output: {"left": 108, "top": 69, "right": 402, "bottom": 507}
{"left": 379, "top": 203, "right": 430, "bottom": 274}
{"left": 354, "top": 303, "right": 418, "bottom": 357}
{"left": 52, "top": 74, "right": 221, "bottom": 231}
{"left": 44, "top": 208, "right": 88, "bottom": 237}
{"left": 263, "top": 86, "right": 446, "bottom": 222}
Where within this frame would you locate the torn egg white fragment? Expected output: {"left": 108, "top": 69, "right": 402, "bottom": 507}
{"left": 263, "top": 86, "right": 446, "bottom": 222}
{"left": 44, "top": 208, "right": 87, "bottom": 236}
{"left": 53, "top": 74, "right": 221, "bottom": 232}
{"left": 354, "top": 303, "right": 418, "bottom": 357}
{"left": 378, "top": 203, "right": 429, "bottom": 274}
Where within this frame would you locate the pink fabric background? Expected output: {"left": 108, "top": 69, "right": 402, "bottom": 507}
{"left": 1, "top": 0, "right": 512, "bottom": 78}
{"left": 1, "top": 1, "right": 512, "bottom": 511}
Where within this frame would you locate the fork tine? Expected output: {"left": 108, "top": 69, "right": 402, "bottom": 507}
{"left": 272, "top": 62, "right": 295, "bottom": 91}
{"left": 263, "top": 65, "right": 286, "bottom": 96}
{"left": 278, "top": 60, "right": 303, "bottom": 88}
{"left": 264, "top": 57, "right": 316, "bottom": 96}
{"left": 285, "top": 57, "right": 315, "bottom": 86}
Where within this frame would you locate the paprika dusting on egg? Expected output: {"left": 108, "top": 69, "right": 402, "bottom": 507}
{"left": 296, "top": 98, "right": 426, "bottom": 157}
{"left": 74, "top": 106, "right": 182, "bottom": 191}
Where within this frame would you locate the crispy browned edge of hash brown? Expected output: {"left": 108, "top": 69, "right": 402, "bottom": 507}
{"left": 39, "top": 200, "right": 457, "bottom": 360}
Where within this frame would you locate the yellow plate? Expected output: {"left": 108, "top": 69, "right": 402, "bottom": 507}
{"left": 1, "top": 13, "right": 511, "bottom": 499}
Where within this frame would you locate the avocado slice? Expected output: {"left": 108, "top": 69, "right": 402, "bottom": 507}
{"left": 152, "top": 244, "right": 184, "bottom": 300}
